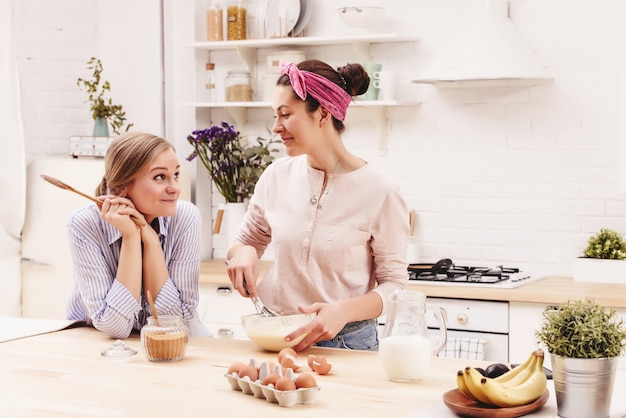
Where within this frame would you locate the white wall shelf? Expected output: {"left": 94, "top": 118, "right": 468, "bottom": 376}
{"left": 411, "top": 77, "right": 553, "bottom": 88}
{"left": 189, "top": 100, "right": 422, "bottom": 155}
{"left": 189, "top": 33, "right": 419, "bottom": 71}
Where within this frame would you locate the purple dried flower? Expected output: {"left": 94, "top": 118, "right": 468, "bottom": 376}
{"left": 186, "top": 122, "right": 279, "bottom": 202}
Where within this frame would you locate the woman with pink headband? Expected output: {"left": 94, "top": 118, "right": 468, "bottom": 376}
{"left": 226, "top": 59, "right": 409, "bottom": 352}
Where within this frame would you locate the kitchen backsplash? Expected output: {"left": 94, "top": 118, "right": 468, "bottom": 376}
{"left": 13, "top": 0, "right": 626, "bottom": 280}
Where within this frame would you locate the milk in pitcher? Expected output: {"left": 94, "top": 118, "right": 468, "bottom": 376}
{"left": 379, "top": 335, "right": 433, "bottom": 381}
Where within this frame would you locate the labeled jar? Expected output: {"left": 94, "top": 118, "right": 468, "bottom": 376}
{"left": 225, "top": 69, "right": 252, "bottom": 102}
{"left": 227, "top": 0, "right": 247, "bottom": 40}
{"left": 141, "top": 315, "right": 188, "bottom": 362}
{"left": 206, "top": 0, "right": 224, "bottom": 41}
{"left": 266, "top": 50, "right": 307, "bottom": 74}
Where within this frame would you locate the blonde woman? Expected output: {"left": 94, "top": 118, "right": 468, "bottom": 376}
{"left": 66, "top": 132, "right": 208, "bottom": 338}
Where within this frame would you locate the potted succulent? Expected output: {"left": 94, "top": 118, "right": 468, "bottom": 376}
{"left": 77, "top": 57, "right": 133, "bottom": 136}
{"left": 535, "top": 299, "right": 626, "bottom": 418}
{"left": 572, "top": 228, "right": 626, "bottom": 283}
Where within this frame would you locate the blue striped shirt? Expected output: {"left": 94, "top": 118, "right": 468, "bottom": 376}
{"left": 66, "top": 200, "right": 207, "bottom": 338}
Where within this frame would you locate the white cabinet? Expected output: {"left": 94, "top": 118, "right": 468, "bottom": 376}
{"left": 509, "top": 302, "right": 551, "bottom": 367}
{"left": 198, "top": 283, "right": 256, "bottom": 339}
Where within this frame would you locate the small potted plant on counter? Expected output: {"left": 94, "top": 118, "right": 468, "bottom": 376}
{"left": 572, "top": 227, "right": 626, "bottom": 283}
{"left": 535, "top": 299, "right": 626, "bottom": 418}
{"left": 77, "top": 57, "right": 133, "bottom": 137}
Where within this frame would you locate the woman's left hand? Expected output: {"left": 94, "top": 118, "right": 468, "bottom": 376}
{"left": 98, "top": 195, "right": 148, "bottom": 235}
{"left": 286, "top": 302, "right": 348, "bottom": 352}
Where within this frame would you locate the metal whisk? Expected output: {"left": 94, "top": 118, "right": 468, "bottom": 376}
{"left": 225, "top": 260, "right": 279, "bottom": 317}
{"left": 243, "top": 282, "right": 279, "bottom": 318}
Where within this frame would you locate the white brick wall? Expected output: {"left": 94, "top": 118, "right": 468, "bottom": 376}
{"left": 13, "top": 0, "right": 626, "bottom": 280}
{"left": 283, "top": 0, "right": 626, "bottom": 279}
{"left": 12, "top": 0, "right": 98, "bottom": 163}
{"left": 12, "top": 0, "right": 163, "bottom": 165}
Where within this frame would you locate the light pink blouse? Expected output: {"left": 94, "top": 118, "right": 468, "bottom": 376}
{"left": 234, "top": 155, "right": 409, "bottom": 315}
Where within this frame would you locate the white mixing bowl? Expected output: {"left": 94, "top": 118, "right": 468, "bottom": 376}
{"left": 337, "top": 6, "right": 385, "bottom": 30}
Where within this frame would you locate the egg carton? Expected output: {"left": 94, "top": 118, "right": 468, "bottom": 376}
{"left": 224, "top": 358, "right": 321, "bottom": 407}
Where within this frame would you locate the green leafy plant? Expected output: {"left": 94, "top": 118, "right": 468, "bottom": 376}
{"left": 582, "top": 228, "right": 626, "bottom": 260}
{"left": 186, "top": 122, "right": 280, "bottom": 203}
{"left": 77, "top": 57, "right": 133, "bottom": 135}
{"left": 535, "top": 299, "right": 626, "bottom": 358}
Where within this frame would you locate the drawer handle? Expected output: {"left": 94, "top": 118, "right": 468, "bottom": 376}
{"left": 216, "top": 286, "right": 232, "bottom": 294}
{"left": 456, "top": 313, "right": 468, "bottom": 325}
{"left": 218, "top": 328, "right": 234, "bottom": 337}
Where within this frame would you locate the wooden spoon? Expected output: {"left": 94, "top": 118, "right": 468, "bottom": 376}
{"left": 40, "top": 174, "right": 146, "bottom": 227}
{"left": 146, "top": 290, "right": 160, "bottom": 326}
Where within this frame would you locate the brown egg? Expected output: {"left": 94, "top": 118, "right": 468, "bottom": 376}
{"left": 295, "top": 373, "right": 317, "bottom": 389}
{"left": 311, "top": 357, "right": 332, "bottom": 375}
{"left": 275, "top": 376, "right": 296, "bottom": 391}
{"left": 237, "top": 364, "right": 259, "bottom": 381}
{"left": 261, "top": 372, "right": 281, "bottom": 386}
{"left": 307, "top": 355, "right": 321, "bottom": 370}
{"left": 277, "top": 347, "right": 297, "bottom": 363}
{"left": 280, "top": 354, "right": 300, "bottom": 371}
{"left": 227, "top": 361, "right": 246, "bottom": 375}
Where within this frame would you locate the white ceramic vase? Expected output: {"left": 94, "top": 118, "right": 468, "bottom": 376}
{"left": 225, "top": 202, "right": 247, "bottom": 247}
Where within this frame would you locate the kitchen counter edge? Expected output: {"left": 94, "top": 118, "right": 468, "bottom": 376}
{"left": 199, "top": 259, "right": 626, "bottom": 309}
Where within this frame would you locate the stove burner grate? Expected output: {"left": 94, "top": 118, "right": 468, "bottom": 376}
{"left": 408, "top": 262, "right": 528, "bottom": 285}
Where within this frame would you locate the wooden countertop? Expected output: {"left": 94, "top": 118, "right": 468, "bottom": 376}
{"left": 200, "top": 260, "right": 626, "bottom": 308}
{"left": 409, "top": 276, "right": 626, "bottom": 308}
{"left": 0, "top": 324, "right": 465, "bottom": 417}
{"left": 2, "top": 321, "right": 625, "bottom": 417}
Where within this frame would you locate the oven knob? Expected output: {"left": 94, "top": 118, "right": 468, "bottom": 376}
{"left": 456, "top": 313, "right": 468, "bottom": 325}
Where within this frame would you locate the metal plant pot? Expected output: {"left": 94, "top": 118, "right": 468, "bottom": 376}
{"left": 550, "top": 354, "right": 618, "bottom": 418}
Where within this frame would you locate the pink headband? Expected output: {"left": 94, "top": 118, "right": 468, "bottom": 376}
{"left": 279, "top": 61, "right": 352, "bottom": 121}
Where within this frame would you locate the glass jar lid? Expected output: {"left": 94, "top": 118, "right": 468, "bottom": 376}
{"left": 101, "top": 339, "right": 138, "bottom": 362}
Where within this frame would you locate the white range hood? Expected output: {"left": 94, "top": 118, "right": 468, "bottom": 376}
{"left": 412, "top": 0, "right": 552, "bottom": 87}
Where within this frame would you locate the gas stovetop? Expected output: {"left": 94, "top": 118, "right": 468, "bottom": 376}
{"left": 408, "top": 259, "right": 536, "bottom": 289}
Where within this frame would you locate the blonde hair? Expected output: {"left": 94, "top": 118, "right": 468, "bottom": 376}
{"left": 96, "top": 132, "right": 175, "bottom": 196}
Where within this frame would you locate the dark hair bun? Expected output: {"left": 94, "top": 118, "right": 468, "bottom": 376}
{"left": 338, "top": 63, "right": 370, "bottom": 97}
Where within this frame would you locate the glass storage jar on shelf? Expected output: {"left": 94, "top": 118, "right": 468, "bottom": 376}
{"left": 227, "top": 0, "right": 247, "bottom": 40}
{"left": 205, "top": 0, "right": 224, "bottom": 41}
{"left": 225, "top": 69, "right": 252, "bottom": 102}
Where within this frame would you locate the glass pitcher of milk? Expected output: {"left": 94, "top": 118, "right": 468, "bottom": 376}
{"left": 379, "top": 290, "right": 447, "bottom": 382}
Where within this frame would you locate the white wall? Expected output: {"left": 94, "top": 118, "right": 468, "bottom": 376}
{"left": 173, "top": 0, "right": 626, "bottom": 278}
{"left": 12, "top": 0, "right": 626, "bottom": 281}
{"left": 1, "top": 0, "right": 26, "bottom": 316}
{"left": 12, "top": 0, "right": 163, "bottom": 165}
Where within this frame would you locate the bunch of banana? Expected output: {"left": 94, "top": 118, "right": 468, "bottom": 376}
{"left": 456, "top": 349, "right": 547, "bottom": 408}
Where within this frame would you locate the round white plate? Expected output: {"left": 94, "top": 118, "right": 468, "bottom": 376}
{"left": 260, "top": 0, "right": 300, "bottom": 39}
{"left": 290, "top": 0, "right": 312, "bottom": 37}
